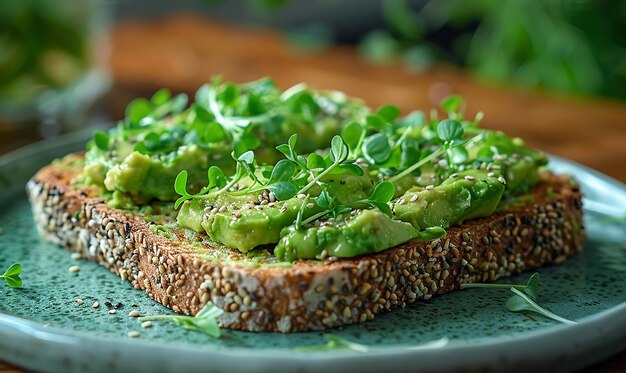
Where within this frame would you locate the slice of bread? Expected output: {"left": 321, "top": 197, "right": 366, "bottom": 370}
{"left": 27, "top": 154, "right": 585, "bottom": 332}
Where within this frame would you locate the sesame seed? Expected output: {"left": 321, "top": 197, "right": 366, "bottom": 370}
{"left": 425, "top": 185, "right": 434, "bottom": 190}
{"left": 141, "top": 321, "right": 153, "bottom": 329}
{"left": 498, "top": 176, "right": 507, "bottom": 185}
{"left": 127, "top": 331, "right": 140, "bottom": 338}
{"left": 296, "top": 193, "right": 306, "bottom": 199}
{"left": 74, "top": 299, "right": 83, "bottom": 304}
{"left": 410, "top": 194, "right": 419, "bottom": 202}
{"left": 70, "top": 253, "right": 82, "bottom": 260}
{"left": 487, "top": 172, "right": 495, "bottom": 177}
{"left": 128, "top": 310, "right": 141, "bottom": 318}
{"left": 280, "top": 206, "right": 288, "bottom": 213}
{"left": 450, "top": 173, "right": 459, "bottom": 178}
{"left": 233, "top": 211, "right": 241, "bottom": 218}
{"left": 464, "top": 175, "right": 475, "bottom": 181}
{"left": 68, "top": 265, "right": 80, "bottom": 273}
{"left": 210, "top": 207, "right": 218, "bottom": 214}
{"left": 218, "top": 206, "right": 227, "bottom": 213}
{"left": 306, "top": 203, "right": 315, "bottom": 209}
{"left": 92, "top": 302, "right": 99, "bottom": 309}
{"left": 108, "top": 309, "right": 116, "bottom": 315}
{"left": 397, "top": 198, "right": 406, "bottom": 205}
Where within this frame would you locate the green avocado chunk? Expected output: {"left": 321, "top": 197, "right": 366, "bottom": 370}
{"left": 393, "top": 169, "right": 505, "bottom": 230}
{"left": 101, "top": 146, "right": 225, "bottom": 203}
{"left": 178, "top": 196, "right": 321, "bottom": 253}
{"left": 274, "top": 209, "right": 419, "bottom": 261}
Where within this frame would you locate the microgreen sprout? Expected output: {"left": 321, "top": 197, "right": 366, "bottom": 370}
{"left": 297, "top": 135, "right": 352, "bottom": 195}
{"left": 352, "top": 180, "right": 395, "bottom": 217}
{"left": 387, "top": 119, "right": 460, "bottom": 183}
{"left": 138, "top": 302, "right": 223, "bottom": 338}
{"left": 460, "top": 272, "right": 540, "bottom": 299}
{"left": 461, "top": 273, "right": 575, "bottom": 324}
{"left": 0, "top": 263, "right": 22, "bottom": 288}
{"left": 295, "top": 334, "right": 450, "bottom": 352}
{"left": 173, "top": 167, "right": 225, "bottom": 209}
{"left": 506, "top": 288, "right": 576, "bottom": 324}
{"left": 439, "top": 95, "right": 463, "bottom": 118}
{"left": 93, "top": 131, "right": 110, "bottom": 151}
{"left": 295, "top": 334, "right": 370, "bottom": 352}
{"left": 362, "top": 133, "right": 392, "bottom": 164}
{"left": 300, "top": 180, "right": 395, "bottom": 227}
{"left": 387, "top": 146, "right": 444, "bottom": 183}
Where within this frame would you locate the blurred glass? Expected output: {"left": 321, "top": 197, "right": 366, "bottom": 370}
{"left": 0, "top": 0, "right": 110, "bottom": 146}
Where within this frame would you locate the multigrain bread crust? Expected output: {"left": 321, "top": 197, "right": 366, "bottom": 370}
{"left": 27, "top": 157, "right": 585, "bottom": 332}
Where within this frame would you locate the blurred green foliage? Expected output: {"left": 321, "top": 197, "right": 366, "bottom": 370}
{"left": 0, "top": 0, "right": 93, "bottom": 104}
{"left": 238, "top": 0, "right": 626, "bottom": 99}
{"left": 360, "top": 0, "right": 626, "bottom": 99}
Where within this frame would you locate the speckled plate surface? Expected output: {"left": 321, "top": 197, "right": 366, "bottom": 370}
{"left": 0, "top": 131, "right": 625, "bottom": 373}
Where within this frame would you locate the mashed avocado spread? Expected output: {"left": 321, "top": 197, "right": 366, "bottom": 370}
{"left": 84, "top": 78, "right": 548, "bottom": 261}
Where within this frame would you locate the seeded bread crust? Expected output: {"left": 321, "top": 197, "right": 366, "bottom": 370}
{"left": 27, "top": 156, "right": 585, "bottom": 332}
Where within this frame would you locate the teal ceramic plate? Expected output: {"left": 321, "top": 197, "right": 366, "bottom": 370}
{"left": 0, "top": 131, "right": 625, "bottom": 373}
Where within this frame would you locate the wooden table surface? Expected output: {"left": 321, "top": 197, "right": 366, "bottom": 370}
{"left": 2, "top": 14, "right": 625, "bottom": 372}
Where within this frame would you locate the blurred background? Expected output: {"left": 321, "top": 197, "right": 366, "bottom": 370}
{"left": 2, "top": 3, "right": 625, "bottom": 371}
{"left": 1, "top": 0, "right": 626, "bottom": 179}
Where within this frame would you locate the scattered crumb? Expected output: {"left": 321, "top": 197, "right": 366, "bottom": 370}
{"left": 105, "top": 300, "right": 123, "bottom": 309}
{"left": 70, "top": 253, "right": 82, "bottom": 260}
{"left": 127, "top": 331, "right": 140, "bottom": 338}
{"left": 92, "top": 302, "right": 99, "bottom": 309}
{"left": 74, "top": 299, "right": 83, "bottom": 305}
{"left": 108, "top": 309, "right": 116, "bottom": 315}
{"left": 128, "top": 310, "right": 140, "bottom": 318}
{"left": 68, "top": 265, "right": 80, "bottom": 273}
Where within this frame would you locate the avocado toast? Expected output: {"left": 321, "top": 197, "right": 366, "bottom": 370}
{"left": 27, "top": 78, "right": 585, "bottom": 332}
